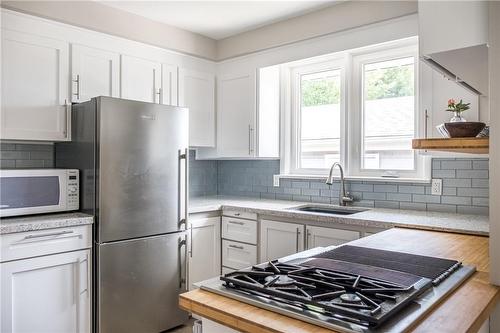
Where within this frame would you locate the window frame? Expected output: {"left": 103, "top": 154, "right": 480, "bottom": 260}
{"left": 348, "top": 43, "right": 428, "bottom": 179}
{"left": 280, "top": 37, "right": 430, "bottom": 181}
{"left": 288, "top": 57, "right": 347, "bottom": 176}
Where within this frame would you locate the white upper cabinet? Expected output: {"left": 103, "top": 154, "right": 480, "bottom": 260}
{"left": 196, "top": 65, "right": 280, "bottom": 159}
{"left": 71, "top": 44, "right": 120, "bottom": 103}
{"left": 121, "top": 55, "right": 162, "bottom": 104}
{"left": 179, "top": 68, "right": 215, "bottom": 147}
{"left": 217, "top": 72, "right": 256, "bottom": 157}
{"left": 1, "top": 29, "right": 70, "bottom": 141}
{"left": 161, "top": 64, "right": 178, "bottom": 106}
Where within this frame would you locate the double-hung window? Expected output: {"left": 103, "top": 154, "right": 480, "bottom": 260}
{"left": 282, "top": 38, "right": 429, "bottom": 180}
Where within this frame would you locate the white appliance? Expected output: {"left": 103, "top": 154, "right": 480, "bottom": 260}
{"left": 0, "top": 169, "right": 79, "bottom": 217}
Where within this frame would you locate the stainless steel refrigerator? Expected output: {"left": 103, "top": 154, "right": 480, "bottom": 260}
{"left": 56, "top": 97, "right": 190, "bottom": 333}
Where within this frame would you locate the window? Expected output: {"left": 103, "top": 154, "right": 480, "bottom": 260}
{"left": 289, "top": 60, "right": 345, "bottom": 174}
{"left": 281, "top": 38, "right": 429, "bottom": 180}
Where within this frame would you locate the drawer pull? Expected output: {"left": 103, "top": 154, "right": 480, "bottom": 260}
{"left": 228, "top": 221, "right": 245, "bottom": 225}
{"left": 234, "top": 213, "right": 241, "bottom": 216}
{"left": 23, "top": 230, "right": 74, "bottom": 240}
{"left": 228, "top": 244, "right": 244, "bottom": 250}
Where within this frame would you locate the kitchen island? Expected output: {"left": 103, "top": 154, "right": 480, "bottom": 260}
{"left": 179, "top": 228, "right": 499, "bottom": 333}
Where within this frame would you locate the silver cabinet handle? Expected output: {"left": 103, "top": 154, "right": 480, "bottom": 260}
{"left": 229, "top": 244, "right": 244, "bottom": 250}
{"left": 24, "top": 230, "right": 73, "bottom": 240}
{"left": 296, "top": 227, "right": 301, "bottom": 252}
{"left": 189, "top": 224, "right": 193, "bottom": 258}
{"left": 424, "top": 109, "right": 429, "bottom": 139}
{"left": 73, "top": 74, "right": 80, "bottom": 100}
{"left": 156, "top": 88, "right": 162, "bottom": 104}
{"left": 306, "top": 229, "right": 311, "bottom": 250}
{"left": 248, "top": 125, "right": 255, "bottom": 156}
{"left": 228, "top": 220, "right": 244, "bottom": 225}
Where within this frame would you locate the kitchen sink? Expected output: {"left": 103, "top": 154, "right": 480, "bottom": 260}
{"left": 288, "top": 204, "right": 367, "bottom": 216}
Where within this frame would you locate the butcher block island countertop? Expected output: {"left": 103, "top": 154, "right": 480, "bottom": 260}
{"left": 179, "top": 228, "right": 499, "bottom": 333}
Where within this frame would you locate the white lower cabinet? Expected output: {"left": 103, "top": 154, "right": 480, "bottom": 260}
{"left": 1, "top": 249, "right": 91, "bottom": 333}
{"left": 260, "top": 220, "right": 305, "bottom": 262}
{"left": 260, "top": 220, "right": 361, "bottom": 261}
{"left": 222, "top": 240, "right": 257, "bottom": 270}
{"left": 306, "top": 226, "right": 360, "bottom": 249}
{"left": 188, "top": 216, "right": 221, "bottom": 290}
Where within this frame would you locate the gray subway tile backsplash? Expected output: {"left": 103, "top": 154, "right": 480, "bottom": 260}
{"left": 214, "top": 157, "right": 490, "bottom": 216}
{"left": 0, "top": 144, "right": 490, "bottom": 216}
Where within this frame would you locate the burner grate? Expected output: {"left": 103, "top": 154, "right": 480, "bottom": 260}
{"left": 221, "top": 260, "right": 431, "bottom": 327}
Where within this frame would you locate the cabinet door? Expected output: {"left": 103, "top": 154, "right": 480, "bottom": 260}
{"left": 71, "top": 44, "right": 120, "bottom": 103}
{"left": 178, "top": 68, "right": 215, "bottom": 147}
{"left": 1, "top": 250, "right": 91, "bottom": 333}
{"left": 260, "top": 220, "right": 305, "bottom": 262}
{"left": 1, "top": 29, "right": 70, "bottom": 141}
{"left": 217, "top": 72, "right": 256, "bottom": 157}
{"left": 161, "top": 64, "right": 178, "bottom": 106}
{"left": 306, "top": 226, "right": 359, "bottom": 250}
{"left": 188, "top": 217, "right": 221, "bottom": 290}
{"left": 121, "top": 55, "right": 162, "bottom": 103}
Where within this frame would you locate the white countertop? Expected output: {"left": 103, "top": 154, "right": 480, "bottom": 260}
{"left": 189, "top": 196, "right": 489, "bottom": 236}
{"left": 0, "top": 212, "right": 94, "bottom": 235}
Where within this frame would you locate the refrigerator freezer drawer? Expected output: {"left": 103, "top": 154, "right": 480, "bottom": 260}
{"left": 97, "top": 232, "right": 189, "bottom": 333}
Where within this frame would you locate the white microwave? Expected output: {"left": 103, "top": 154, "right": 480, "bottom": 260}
{"left": 0, "top": 169, "right": 79, "bottom": 218}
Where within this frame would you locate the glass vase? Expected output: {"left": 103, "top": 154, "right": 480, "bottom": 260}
{"left": 450, "top": 111, "right": 466, "bottom": 123}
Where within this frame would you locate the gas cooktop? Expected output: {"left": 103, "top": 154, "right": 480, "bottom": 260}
{"left": 199, "top": 246, "right": 476, "bottom": 333}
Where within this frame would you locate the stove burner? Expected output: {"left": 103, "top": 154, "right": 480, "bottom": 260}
{"left": 220, "top": 260, "right": 432, "bottom": 328}
{"left": 264, "top": 274, "right": 296, "bottom": 286}
{"left": 340, "top": 293, "right": 362, "bottom": 303}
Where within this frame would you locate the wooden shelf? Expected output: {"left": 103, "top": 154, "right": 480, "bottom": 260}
{"left": 412, "top": 137, "right": 489, "bottom": 154}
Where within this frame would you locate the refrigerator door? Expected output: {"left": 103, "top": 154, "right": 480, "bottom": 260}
{"left": 97, "top": 232, "right": 189, "bottom": 333}
{"left": 97, "top": 97, "right": 188, "bottom": 242}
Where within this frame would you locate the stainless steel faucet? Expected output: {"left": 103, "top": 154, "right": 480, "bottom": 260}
{"left": 326, "top": 162, "right": 353, "bottom": 206}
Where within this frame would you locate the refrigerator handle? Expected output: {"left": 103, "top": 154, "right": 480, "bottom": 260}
{"left": 178, "top": 148, "right": 189, "bottom": 231}
{"left": 179, "top": 235, "right": 188, "bottom": 290}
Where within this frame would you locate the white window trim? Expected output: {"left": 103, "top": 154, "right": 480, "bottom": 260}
{"left": 280, "top": 37, "right": 431, "bottom": 182}
{"left": 348, "top": 43, "right": 430, "bottom": 179}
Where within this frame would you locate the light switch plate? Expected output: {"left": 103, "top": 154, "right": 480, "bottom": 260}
{"left": 431, "top": 178, "right": 442, "bottom": 195}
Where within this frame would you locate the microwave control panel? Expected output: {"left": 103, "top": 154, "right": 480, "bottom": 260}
{"left": 67, "top": 169, "right": 79, "bottom": 210}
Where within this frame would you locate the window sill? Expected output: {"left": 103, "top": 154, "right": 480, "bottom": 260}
{"left": 274, "top": 174, "right": 431, "bottom": 184}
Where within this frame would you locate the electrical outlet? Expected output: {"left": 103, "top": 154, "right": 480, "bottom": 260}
{"left": 273, "top": 175, "right": 280, "bottom": 187}
{"left": 431, "top": 179, "right": 442, "bottom": 196}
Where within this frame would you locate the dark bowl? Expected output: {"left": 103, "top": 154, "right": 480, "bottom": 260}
{"left": 444, "top": 122, "right": 486, "bottom": 138}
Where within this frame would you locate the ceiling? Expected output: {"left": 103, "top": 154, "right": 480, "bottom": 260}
{"left": 100, "top": 1, "right": 338, "bottom": 40}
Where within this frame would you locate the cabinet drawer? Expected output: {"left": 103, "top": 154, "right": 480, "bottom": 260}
{"left": 0, "top": 225, "right": 92, "bottom": 262}
{"left": 222, "top": 210, "right": 257, "bottom": 220}
{"left": 222, "top": 217, "right": 257, "bottom": 244}
{"left": 222, "top": 240, "right": 257, "bottom": 270}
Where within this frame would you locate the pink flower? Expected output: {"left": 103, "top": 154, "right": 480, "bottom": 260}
{"left": 448, "top": 99, "right": 456, "bottom": 106}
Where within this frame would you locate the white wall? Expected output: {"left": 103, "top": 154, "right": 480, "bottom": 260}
{"left": 216, "top": 1, "right": 418, "bottom": 60}
{"left": 1, "top": 0, "right": 217, "bottom": 60}
{"left": 489, "top": 2, "right": 500, "bottom": 286}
